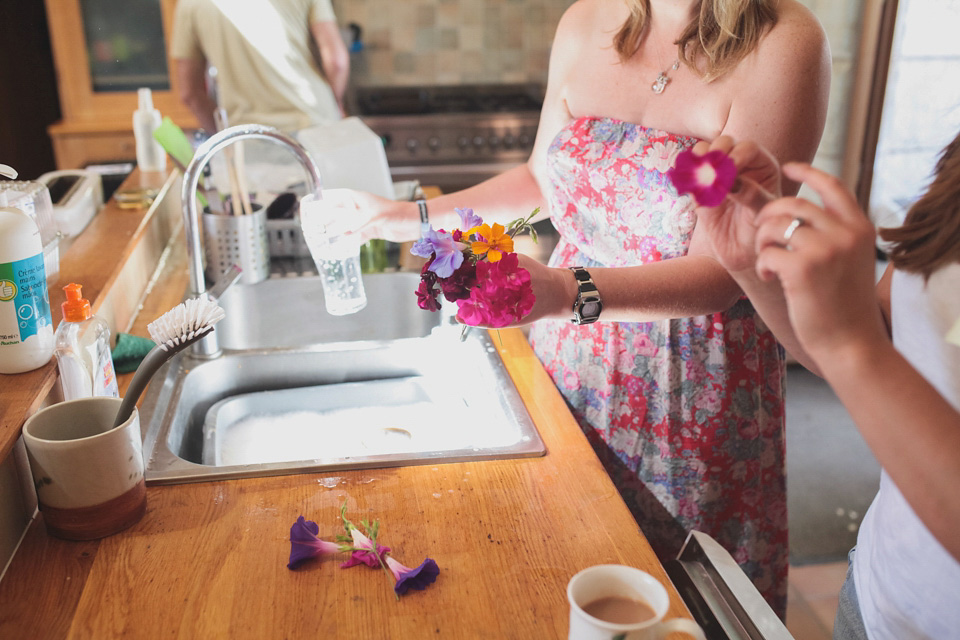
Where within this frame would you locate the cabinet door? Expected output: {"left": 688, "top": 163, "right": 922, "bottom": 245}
{"left": 45, "top": 0, "right": 192, "bottom": 123}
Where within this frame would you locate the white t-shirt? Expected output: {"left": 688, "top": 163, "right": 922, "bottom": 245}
{"left": 171, "top": 0, "right": 341, "bottom": 132}
{"left": 853, "top": 264, "right": 960, "bottom": 640}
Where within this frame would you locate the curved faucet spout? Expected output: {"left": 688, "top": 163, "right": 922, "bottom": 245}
{"left": 180, "top": 124, "right": 323, "bottom": 358}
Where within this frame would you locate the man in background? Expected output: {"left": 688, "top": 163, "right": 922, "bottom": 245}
{"left": 171, "top": 0, "right": 349, "bottom": 134}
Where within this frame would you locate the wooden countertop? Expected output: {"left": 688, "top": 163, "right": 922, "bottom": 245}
{"left": 0, "top": 178, "right": 693, "bottom": 638}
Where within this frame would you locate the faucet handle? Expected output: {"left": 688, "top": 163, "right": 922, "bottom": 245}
{"left": 207, "top": 264, "right": 243, "bottom": 301}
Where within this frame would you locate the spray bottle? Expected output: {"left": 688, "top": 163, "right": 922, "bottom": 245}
{"left": 133, "top": 87, "right": 167, "bottom": 172}
{"left": 0, "top": 164, "right": 54, "bottom": 374}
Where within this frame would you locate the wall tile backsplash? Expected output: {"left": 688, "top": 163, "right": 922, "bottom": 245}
{"left": 333, "top": 0, "right": 574, "bottom": 87}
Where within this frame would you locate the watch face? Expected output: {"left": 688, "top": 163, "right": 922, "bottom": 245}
{"left": 581, "top": 301, "right": 601, "bottom": 318}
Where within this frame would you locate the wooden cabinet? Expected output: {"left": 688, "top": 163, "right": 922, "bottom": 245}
{"left": 44, "top": 0, "right": 197, "bottom": 169}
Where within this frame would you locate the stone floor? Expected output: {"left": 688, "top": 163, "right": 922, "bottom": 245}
{"left": 786, "top": 560, "right": 848, "bottom": 639}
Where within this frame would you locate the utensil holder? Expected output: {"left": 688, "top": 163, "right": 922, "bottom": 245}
{"left": 202, "top": 206, "right": 269, "bottom": 285}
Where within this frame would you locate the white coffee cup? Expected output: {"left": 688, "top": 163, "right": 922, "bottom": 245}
{"left": 22, "top": 397, "right": 146, "bottom": 540}
{"left": 567, "top": 564, "right": 705, "bottom": 640}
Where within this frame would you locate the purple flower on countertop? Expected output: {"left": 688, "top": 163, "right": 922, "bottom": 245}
{"left": 667, "top": 148, "right": 737, "bottom": 207}
{"left": 411, "top": 227, "right": 464, "bottom": 278}
{"left": 455, "top": 207, "right": 483, "bottom": 230}
{"left": 340, "top": 525, "right": 391, "bottom": 569}
{"left": 287, "top": 516, "right": 342, "bottom": 569}
{"left": 385, "top": 556, "right": 440, "bottom": 595}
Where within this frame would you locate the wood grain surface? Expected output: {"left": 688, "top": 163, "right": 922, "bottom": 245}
{"left": 0, "top": 181, "right": 694, "bottom": 638}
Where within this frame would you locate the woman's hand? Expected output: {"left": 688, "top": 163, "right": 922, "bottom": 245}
{"left": 512, "top": 255, "right": 577, "bottom": 325}
{"left": 693, "top": 136, "right": 782, "bottom": 274}
{"left": 754, "top": 163, "right": 886, "bottom": 362}
{"left": 314, "top": 188, "right": 420, "bottom": 243}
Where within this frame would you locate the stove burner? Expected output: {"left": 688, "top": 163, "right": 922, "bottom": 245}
{"left": 354, "top": 83, "right": 544, "bottom": 116}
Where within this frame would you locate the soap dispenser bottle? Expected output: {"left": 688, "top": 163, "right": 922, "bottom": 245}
{"left": 0, "top": 163, "right": 54, "bottom": 374}
{"left": 133, "top": 87, "right": 167, "bottom": 172}
{"left": 54, "top": 283, "right": 119, "bottom": 400}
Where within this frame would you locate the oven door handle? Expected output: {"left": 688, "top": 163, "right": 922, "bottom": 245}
{"left": 389, "top": 161, "right": 525, "bottom": 177}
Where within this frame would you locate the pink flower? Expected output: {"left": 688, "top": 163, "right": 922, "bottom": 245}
{"left": 455, "top": 253, "right": 535, "bottom": 328}
{"left": 667, "top": 148, "right": 737, "bottom": 207}
{"left": 340, "top": 523, "right": 391, "bottom": 569}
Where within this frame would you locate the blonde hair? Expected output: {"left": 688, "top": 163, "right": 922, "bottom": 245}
{"left": 880, "top": 130, "right": 960, "bottom": 279}
{"left": 613, "top": 0, "right": 778, "bottom": 82}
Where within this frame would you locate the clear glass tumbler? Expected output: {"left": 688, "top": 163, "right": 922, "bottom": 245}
{"left": 300, "top": 194, "right": 368, "bottom": 316}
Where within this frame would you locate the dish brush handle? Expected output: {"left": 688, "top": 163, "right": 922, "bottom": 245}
{"left": 112, "top": 326, "right": 215, "bottom": 429}
{"left": 113, "top": 345, "right": 169, "bottom": 429}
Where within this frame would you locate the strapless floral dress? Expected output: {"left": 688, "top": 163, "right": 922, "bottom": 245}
{"left": 529, "top": 116, "right": 788, "bottom": 614}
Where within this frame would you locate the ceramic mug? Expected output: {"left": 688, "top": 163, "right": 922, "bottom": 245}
{"left": 567, "top": 564, "right": 706, "bottom": 640}
{"left": 22, "top": 397, "right": 146, "bottom": 540}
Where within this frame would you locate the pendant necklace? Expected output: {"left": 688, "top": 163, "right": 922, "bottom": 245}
{"left": 652, "top": 58, "right": 680, "bottom": 94}
{"left": 651, "top": 38, "right": 680, "bottom": 94}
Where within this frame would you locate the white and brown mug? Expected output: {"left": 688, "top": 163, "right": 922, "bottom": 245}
{"left": 22, "top": 397, "right": 146, "bottom": 540}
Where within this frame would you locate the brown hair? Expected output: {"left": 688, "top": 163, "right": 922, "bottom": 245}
{"left": 613, "top": 0, "right": 778, "bottom": 82}
{"left": 880, "top": 130, "right": 960, "bottom": 278}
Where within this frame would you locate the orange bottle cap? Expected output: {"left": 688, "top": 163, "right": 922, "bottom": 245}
{"left": 61, "top": 283, "right": 92, "bottom": 322}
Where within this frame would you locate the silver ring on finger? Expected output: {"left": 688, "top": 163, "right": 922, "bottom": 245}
{"left": 782, "top": 216, "right": 805, "bottom": 248}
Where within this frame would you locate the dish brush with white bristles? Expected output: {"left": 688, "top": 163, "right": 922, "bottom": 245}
{"left": 113, "top": 296, "right": 226, "bottom": 428}
{"left": 147, "top": 295, "right": 226, "bottom": 350}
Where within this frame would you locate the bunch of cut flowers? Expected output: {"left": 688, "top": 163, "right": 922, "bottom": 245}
{"left": 287, "top": 503, "right": 439, "bottom": 600}
{"left": 411, "top": 207, "right": 539, "bottom": 328}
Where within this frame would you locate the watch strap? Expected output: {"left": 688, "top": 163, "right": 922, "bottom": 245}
{"left": 416, "top": 198, "right": 429, "bottom": 236}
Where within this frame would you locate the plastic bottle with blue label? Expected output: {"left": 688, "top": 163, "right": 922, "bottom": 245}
{"left": 0, "top": 163, "right": 55, "bottom": 374}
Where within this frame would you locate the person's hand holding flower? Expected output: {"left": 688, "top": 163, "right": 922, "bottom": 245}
{"left": 669, "top": 136, "right": 782, "bottom": 274}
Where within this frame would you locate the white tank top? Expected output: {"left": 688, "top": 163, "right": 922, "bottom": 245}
{"left": 853, "top": 264, "right": 960, "bottom": 640}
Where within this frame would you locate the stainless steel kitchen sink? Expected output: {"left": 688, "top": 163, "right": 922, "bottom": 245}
{"left": 139, "top": 273, "right": 546, "bottom": 484}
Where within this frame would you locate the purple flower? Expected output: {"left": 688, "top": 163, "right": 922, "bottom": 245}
{"left": 410, "top": 227, "right": 464, "bottom": 278}
{"left": 410, "top": 234, "right": 437, "bottom": 259}
{"left": 455, "top": 207, "right": 483, "bottom": 230}
{"left": 340, "top": 525, "right": 391, "bottom": 569}
{"left": 385, "top": 556, "right": 440, "bottom": 595}
{"left": 667, "top": 148, "right": 737, "bottom": 207}
{"left": 288, "top": 516, "right": 342, "bottom": 569}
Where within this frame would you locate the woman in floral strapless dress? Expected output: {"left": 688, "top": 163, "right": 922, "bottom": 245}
{"left": 529, "top": 116, "right": 788, "bottom": 605}
{"left": 321, "top": 0, "right": 831, "bottom": 618}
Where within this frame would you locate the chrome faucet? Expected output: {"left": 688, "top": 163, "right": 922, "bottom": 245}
{"left": 180, "top": 124, "right": 323, "bottom": 358}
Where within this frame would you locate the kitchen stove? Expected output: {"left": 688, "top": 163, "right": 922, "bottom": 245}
{"left": 352, "top": 83, "right": 544, "bottom": 192}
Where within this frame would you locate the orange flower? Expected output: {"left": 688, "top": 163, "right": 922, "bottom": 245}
{"left": 467, "top": 223, "right": 514, "bottom": 262}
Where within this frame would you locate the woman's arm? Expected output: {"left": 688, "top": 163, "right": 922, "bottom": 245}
{"left": 754, "top": 163, "right": 960, "bottom": 561}
{"left": 695, "top": 1, "right": 832, "bottom": 367}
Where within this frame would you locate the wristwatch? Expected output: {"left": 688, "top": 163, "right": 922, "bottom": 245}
{"left": 416, "top": 198, "right": 429, "bottom": 237}
{"left": 568, "top": 266, "right": 603, "bottom": 325}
